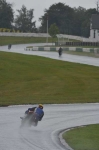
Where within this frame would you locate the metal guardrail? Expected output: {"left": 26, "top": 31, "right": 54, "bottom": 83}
{"left": 25, "top": 47, "right": 99, "bottom": 53}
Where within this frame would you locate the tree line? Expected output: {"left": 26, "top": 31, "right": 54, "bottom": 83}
{"left": 0, "top": 0, "right": 98, "bottom": 37}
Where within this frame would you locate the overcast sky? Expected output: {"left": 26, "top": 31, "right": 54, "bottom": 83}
{"left": 7, "top": 0, "right": 98, "bottom": 27}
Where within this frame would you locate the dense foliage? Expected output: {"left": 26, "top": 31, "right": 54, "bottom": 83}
{"left": 48, "top": 23, "right": 60, "bottom": 37}
{"left": 14, "top": 5, "right": 37, "bottom": 32}
{"left": 0, "top": 1, "right": 98, "bottom": 37}
{"left": 0, "top": 0, "right": 14, "bottom": 28}
{"left": 39, "top": 3, "right": 97, "bottom": 37}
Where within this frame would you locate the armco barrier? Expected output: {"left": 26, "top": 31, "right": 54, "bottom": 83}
{"left": 33, "top": 47, "right": 39, "bottom": 51}
{"left": 50, "top": 47, "right": 56, "bottom": 51}
{"left": 38, "top": 47, "right": 44, "bottom": 51}
{"left": 90, "top": 49, "right": 94, "bottom": 53}
{"left": 63, "top": 47, "right": 69, "bottom": 51}
{"left": 25, "top": 47, "right": 98, "bottom": 53}
{"left": 83, "top": 48, "right": 90, "bottom": 52}
{"left": 76, "top": 48, "right": 83, "bottom": 52}
{"left": 68, "top": 47, "right": 76, "bottom": 51}
{"left": 44, "top": 47, "right": 50, "bottom": 51}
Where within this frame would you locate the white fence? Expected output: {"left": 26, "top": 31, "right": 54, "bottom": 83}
{"left": 0, "top": 32, "right": 51, "bottom": 37}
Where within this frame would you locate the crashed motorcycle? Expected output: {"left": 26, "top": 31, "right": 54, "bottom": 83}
{"left": 20, "top": 112, "right": 39, "bottom": 128}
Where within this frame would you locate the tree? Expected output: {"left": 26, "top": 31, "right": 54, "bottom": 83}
{"left": 15, "top": 5, "right": 37, "bottom": 32}
{"left": 48, "top": 23, "right": 59, "bottom": 44}
{"left": 39, "top": 3, "right": 74, "bottom": 34}
{"left": 48, "top": 23, "right": 59, "bottom": 38}
{"left": 0, "top": 0, "right": 14, "bottom": 28}
{"left": 39, "top": 2, "right": 98, "bottom": 37}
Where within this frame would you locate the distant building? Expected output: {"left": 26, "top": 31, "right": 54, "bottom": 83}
{"left": 89, "top": 14, "right": 99, "bottom": 41}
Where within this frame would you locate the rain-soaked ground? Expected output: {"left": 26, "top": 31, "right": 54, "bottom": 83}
{"left": 0, "top": 43, "right": 99, "bottom": 66}
{"left": 0, "top": 104, "right": 99, "bottom": 150}
{"left": 0, "top": 43, "right": 99, "bottom": 150}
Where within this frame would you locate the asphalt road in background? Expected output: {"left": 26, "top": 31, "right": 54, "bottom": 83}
{"left": 0, "top": 43, "right": 99, "bottom": 66}
{"left": 0, "top": 44, "right": 99, "bottom": 150}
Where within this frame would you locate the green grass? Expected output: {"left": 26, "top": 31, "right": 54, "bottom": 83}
{"left": 0, "top": 36, "right": 57, "bottom": 46}
{"left": 0, "top": 51, "right": 99, "bottom": 106}
{"left": 63, "top": 124, "right": 99, "bottom": 150}
{"left": 64, "top": 51, "right": 99, "bottom": 58}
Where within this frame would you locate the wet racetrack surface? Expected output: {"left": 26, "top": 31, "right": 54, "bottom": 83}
{"left": 0, "top": 43, "right": 99, "bottom": 66}
{"left": 0, "top": 104, "right": 99, "bottom": 150}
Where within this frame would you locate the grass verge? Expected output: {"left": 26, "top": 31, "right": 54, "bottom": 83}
{"left": 0, "top": 51, "right": 99, "bottom": 106}
{"left": 64, "top": 51, "right": 99, "bottom": 58}
{"left": 63, "top": 124, "right": 99, "bottom": 150}
{"left": 0, "top": 36, "right": 57, "bottom": 46}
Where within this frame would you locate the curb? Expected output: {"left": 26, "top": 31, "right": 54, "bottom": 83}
{"left": 59, "top": 129, "right": 74, "bottom": 150}
{"left": 59, "top": 125, "right": 88, "bottom": 150}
